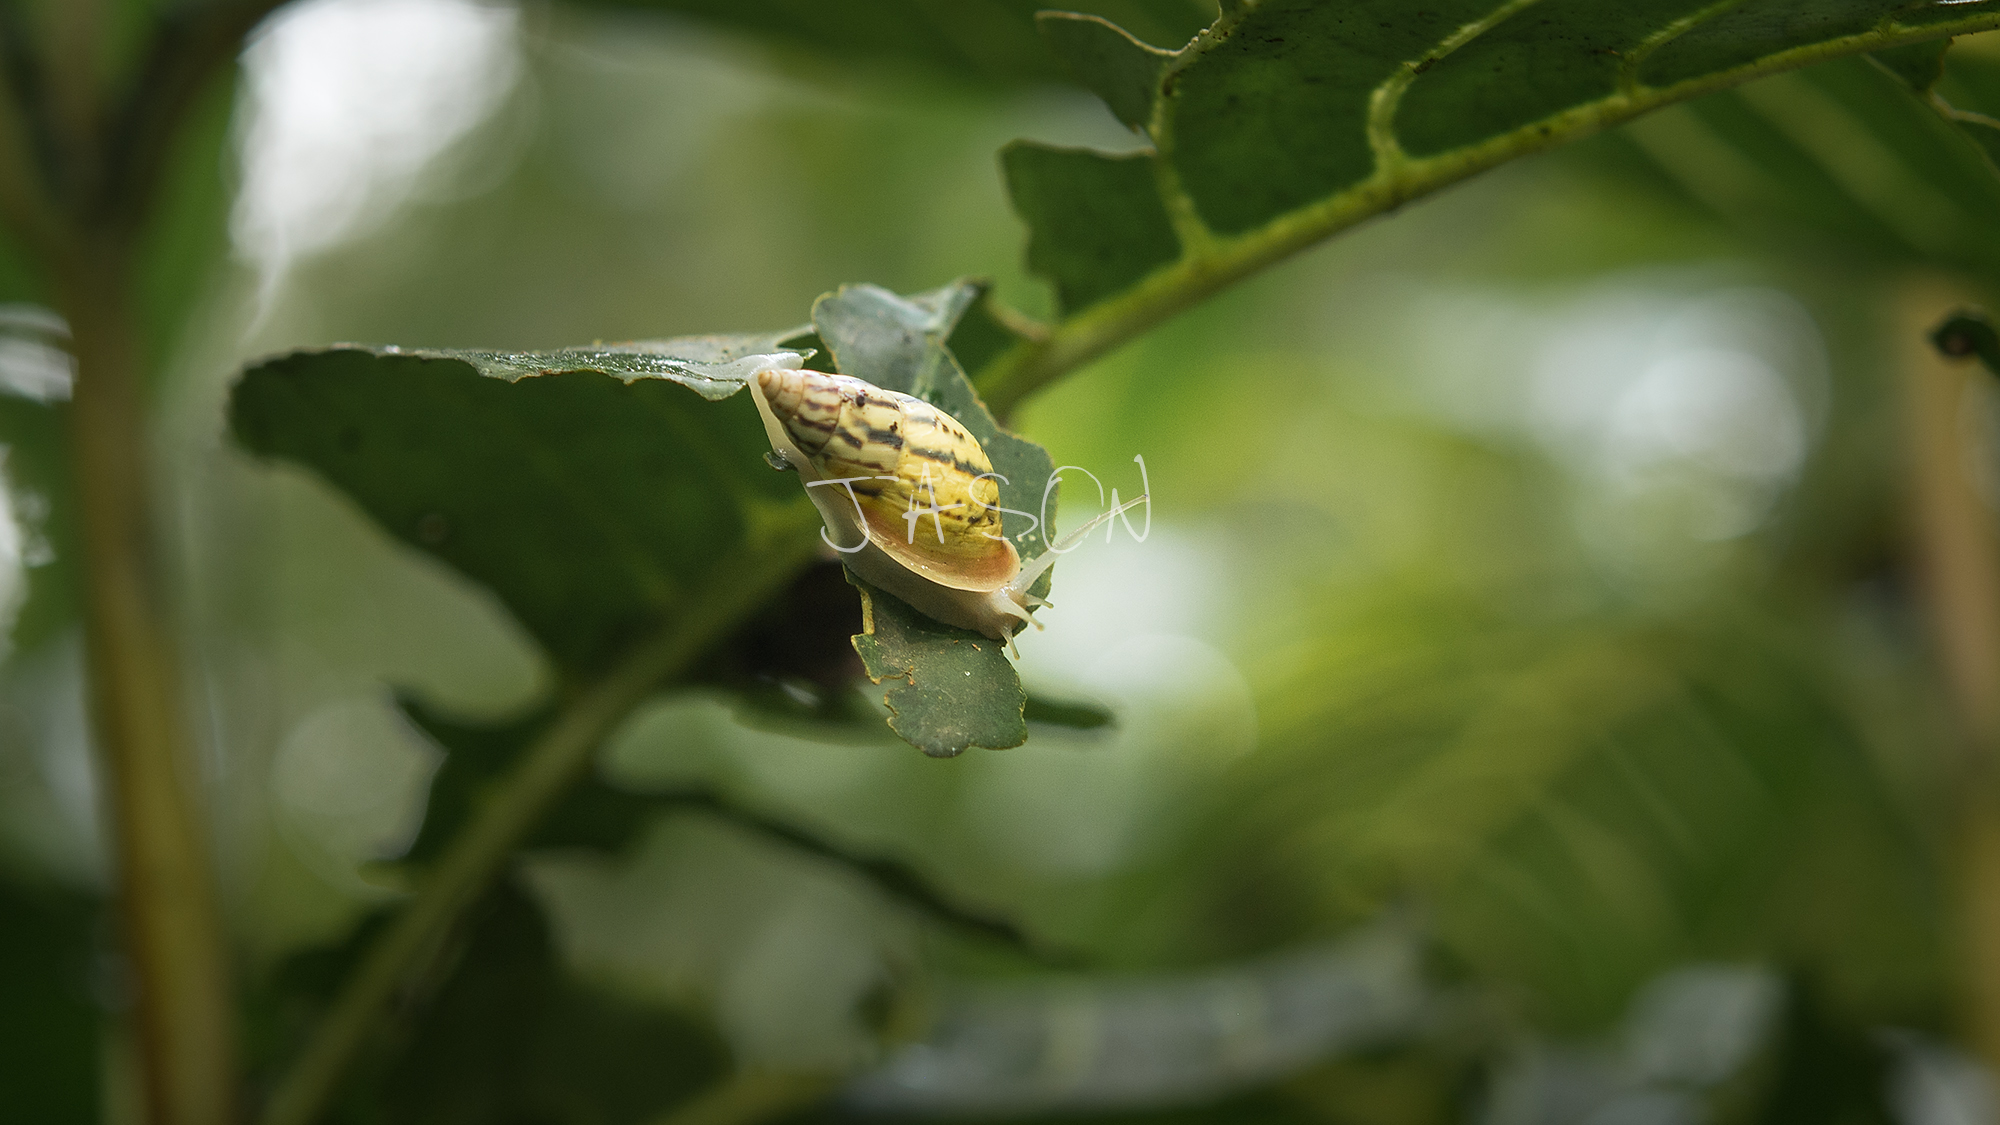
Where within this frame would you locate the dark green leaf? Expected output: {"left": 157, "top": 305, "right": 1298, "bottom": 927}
{"left": 1642, "top": 3, "right": 1924, "bottom": 85}
{"left": 1002, "top": 144, "right": 1180, "bottom": 316}
{"left": 1870, "top": 39, "right": 1950, "bottom": 92}
{"left": 1935, "top": 41, "right": 2000, "bottom": 170}
{"left": 1208, "top": 616, "right": 1945, "bottom": 1029}
{"left": 942, "top": 288, "right": 1032, "bottom": 381}
{"left": 1037, "top": 12, "right": 1173, "bottom": 131}
{"left": 849, "top": 571, "right": 1025, "bottom": 756}
{"left": 229, "top": 332, "right": 808, "bottom": 672}
{"left": 1009, "top": 0, "right": 2000, "bottom": 316}
{"left": 0, "top": 877, "right": 100, "bottom": 1124}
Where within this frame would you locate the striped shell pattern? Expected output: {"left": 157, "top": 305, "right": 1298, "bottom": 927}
{"left": 755, "top": 367, "right": 1019, "bottom": 591}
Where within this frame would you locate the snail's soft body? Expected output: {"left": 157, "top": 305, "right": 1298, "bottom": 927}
{"left": 749, "top": 366, "right": 1055, "bottom": 642}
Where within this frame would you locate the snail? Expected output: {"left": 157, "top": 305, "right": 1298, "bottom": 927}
{"left": 747, "top": 364, "right": 1144, "bottom": 647}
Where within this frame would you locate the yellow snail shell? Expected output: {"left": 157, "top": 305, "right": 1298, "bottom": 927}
{"left": 750, "top": 366, "right": 1079, "bottom": 643}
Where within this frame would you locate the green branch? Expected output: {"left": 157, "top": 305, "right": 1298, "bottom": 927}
{"left": 58, "top": 232, "right": 240, "bottom": 1125}
{"left": 975, "top": 11, "right": 2000, "bottom": 417}
{"left": 261, "top": 509, "right": 821, "bottom": 1125}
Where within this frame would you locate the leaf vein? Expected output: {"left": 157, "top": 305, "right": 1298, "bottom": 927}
{"left": 1619, "top": 0, "right": 1756, "bottom": 95}
{"left": 1367, "top": 0, "right": 1546, "bottom": 172}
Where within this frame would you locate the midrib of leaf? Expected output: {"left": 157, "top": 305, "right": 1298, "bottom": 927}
{"left": 1366, "top": 0, "right": 1546, "bottom": 174}
{"left": 975, "top": 8, "right": 2000, "bottom": 417}
{"left": 1149, "top": 132, "right": 1217, "bottom": 257}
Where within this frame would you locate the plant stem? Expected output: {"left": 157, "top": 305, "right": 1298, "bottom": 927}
{"left": 0, "top": 19, "right": 59, "bottom": 261}
{"left": 1899, "top": 276, "right": 2000, "bottom": 1072}
{"left": 261, "top": 516, "right": 821, "bottom": 1125}
{"left": 973, "top": 12, "right": 2000, "bottom": 417}
{"left": 57, "top": 231, "right": 238, "bottom": 1125}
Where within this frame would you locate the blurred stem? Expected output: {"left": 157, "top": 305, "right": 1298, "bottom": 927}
{"left": 1898, "top": 277, "right": 2000, "bottom": 1071}
{"left": 261, "top": 512, "right": 821, "bottom": 1125}
{"left": 99, "top": 0, "right": 286, "bottom": 231}
{"left": 972, "top": 12, "right": 2000, "bottom": 418}
{"left": 55, "top": 231, "right": 238, "bottom": 1125}
{"left": 0, "top": 8, "right": 59, "bottom": 260}
{"left": 20, "top": 2, "right": 281, "bottom": 1122}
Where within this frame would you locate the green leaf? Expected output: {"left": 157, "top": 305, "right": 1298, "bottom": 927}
{"left": 997, "top": 0, "right": 2000, "bottom": 330}
{"left": 1934, "top": 39, "right": 2000, "bottom": 170}
{"left": 231, "top": 285, "right": 1067, "bottom": 756}
{"left": 849, "top": 572, "right": 1025, "bottom": 756}
{"left": 1002, "top": 144, "right": 1181, "bottom": 316}
{"left": 808, "top": 280, "right": 1059, "bottom": 754}
{"left": 1220, "top": 614, "right": 1944, "bottom": 1029}
{"left": 0, "top": 877, "right": 100, "bottom": 1124}
{"left": 942, "top": 288, "right": 1033, "bottom": 382}
{"left": 1871, "top": 39, "right": 1950, "bottom": 92}
{"left": 1037, "top": 12, "right": 1174, "bottom": 131}
{"left": 229, "top": 332, "right": 809, "bottom": 673}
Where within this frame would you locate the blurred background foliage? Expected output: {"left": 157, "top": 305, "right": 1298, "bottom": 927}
{"left": 8, "top": 2, "right": 2000, "bottom": 1124}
